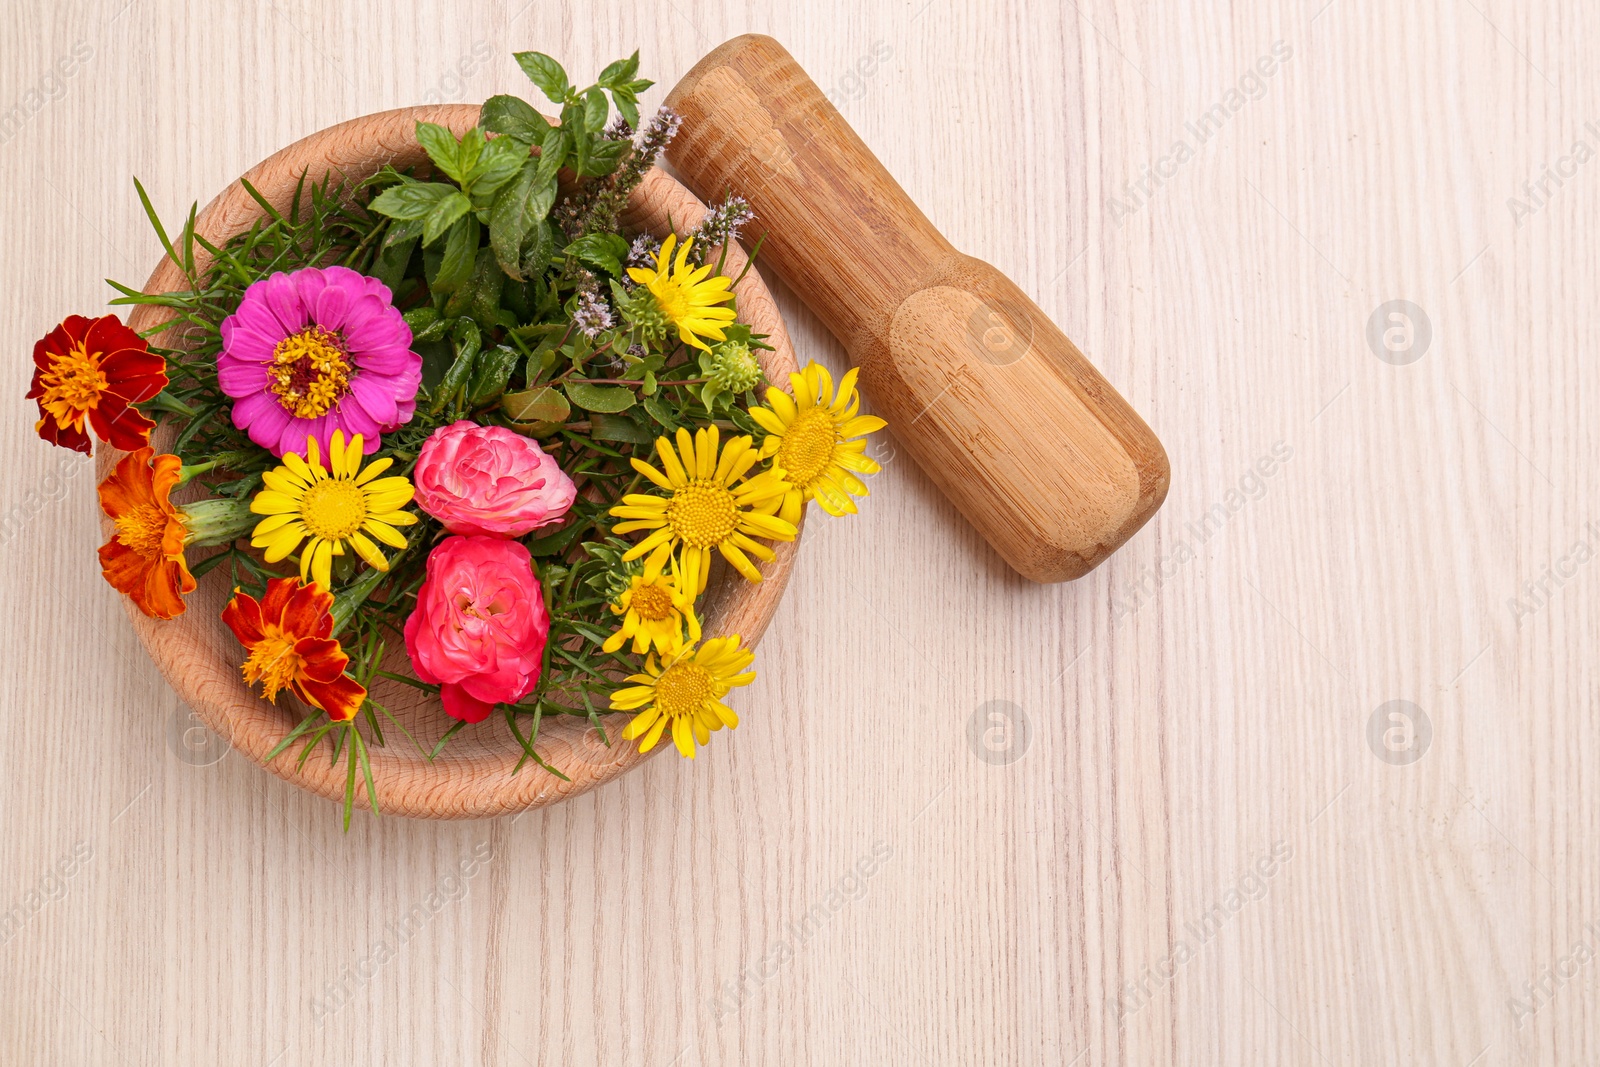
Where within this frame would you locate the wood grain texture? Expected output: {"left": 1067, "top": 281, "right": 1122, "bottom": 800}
{"left": 105, "top": 104, "right": 802, "bottom": 819}
{"left": 1, "top": 1, "right": 1595, "bottom": 1065}
{"left": 667, "top": 35, "right": 1170, "bottom": 583}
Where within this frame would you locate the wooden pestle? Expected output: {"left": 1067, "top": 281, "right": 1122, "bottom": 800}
{"left": 664, "top": 35, "right": 1169, "bottom": 583}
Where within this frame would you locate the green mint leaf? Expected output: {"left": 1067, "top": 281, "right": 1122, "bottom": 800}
{"left": 480, "top": 95, "right": 550, "bottom": 142}
{"left": 490, "top": 160, "right": 557, "bottom": 280}
{"left": 469, "top": 135, "right": 528, "bottom": 198}
{"left": 421, "top": 189, "right": 473, "bottom": 245}
{"left": 582, "top": 138, "right": 626, "bottom": 177}
{"left": 563, "top": 232, "right": 630, "bottom": 276}
{"left": 583, "top": 86, "right": 608, "bottom": 131}
{"left": 456, "top": 128, "right": 486, "bottom": 184}
{"left": 597, "top": 52, "right": 638, "bottom": 88}
{"left": 433, "top": 215, "right": 479, "bottom": 292}
{"left": 515, "top": 51, "right": 570, "bottom": 103}
{"left": 611, "top": 87, "right": 640, "bottom": 131}
{"left": 415, "top": 122, "right": 465, "bottom": 183}
{"left": 534, "top": 127, "right": 567, "bottom": 185}
{"left": 368, "top": 181, "right": 455, "bottom": 221}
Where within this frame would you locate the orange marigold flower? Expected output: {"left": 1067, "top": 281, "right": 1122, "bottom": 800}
{"left": 221, "top": 577, "right": 367, "bottom": 722}
{"left": 97, "top": 447, "right": 196, "bottom": 620}
{"left": 28, "top": 314, "right": 166, "bottom": 454}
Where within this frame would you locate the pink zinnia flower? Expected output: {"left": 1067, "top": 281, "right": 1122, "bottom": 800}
{"left": 404, "top": 536, "right": 551, "bottom": 724}
{"left": 218, "top": 266, "right": 422, "bottom": 457}
{"left": 413, "top": 421, "right": 577, "bottom": 538}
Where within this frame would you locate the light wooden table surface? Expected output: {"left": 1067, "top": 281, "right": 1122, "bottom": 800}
{"left": 2, "top": 1, "right": 1594, "bottom": 1064}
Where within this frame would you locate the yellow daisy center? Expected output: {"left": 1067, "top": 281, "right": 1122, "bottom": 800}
{"left": 299, "top": 478, "right": 368, "bottom": 540}
{"left": 654, "top": 661, "right": 713, "bottom": 718}
{"left": 648, "top": 277, "right": 691, "bottom": 324}
{"left": 41, "top": 342, "right": 107, "bottom": 419}
{"left": 630, "top": 583, "right": 676, "bottom": 622}
{"left": 241, "top": 627, "right": 302, "bottom": 703}
{"left": 666, "top": 481, "right": 740, "bottom": 549}
{"left": 114, "top": 504, "right": 176, "bottom": 560}
{"left": 269, "top": 326, "right": 352, "bottom": 419}
{"left": 776, "top": 408, "right": 838, "bottom": 489}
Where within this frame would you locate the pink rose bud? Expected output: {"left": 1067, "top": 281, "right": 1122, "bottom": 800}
{"left": 412, "top": 420, "right": 577, "bottom": 537}
{"left": 403, "top": 536, "right": 551, "bottom": 723}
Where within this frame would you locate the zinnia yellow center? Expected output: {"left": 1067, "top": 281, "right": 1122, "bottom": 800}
{"left": 269, "top": 327, "right": 352, "bottom": 419}
{"left": 300, "top": 478, "right": 368, "bottom": 540}
{"left": 654, "top": 661, "right": 713, "bottom": 717}
{"left": 41, "top": 342, "right": 107, "bottom": 418}
{"left": 776, "top": 408, "right": 838, "bottom": 489}
{"left": 241, "top": 628, "right": 302, "bottom": 702}
{"left": 114, "top": 504, "right": 174, "bottom": 559}
{"left": 629, "top": 583, "right": 675, "bottom": 622}
{"left": 665, "top": 481, "right": 740, "bottom": 549}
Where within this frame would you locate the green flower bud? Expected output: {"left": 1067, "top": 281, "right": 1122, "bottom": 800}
{"left": 620, "top": 288, "right": 672, "bottom": 349}
{"left": 705, "top": 339, "right": 763, "bottom": 395}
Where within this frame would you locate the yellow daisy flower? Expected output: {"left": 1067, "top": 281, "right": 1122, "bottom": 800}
{"left": 626, "top": 233, "right": 737, "bottom": 352}
{"left": 601, "top": 552, "right": 702, "bottom": 656}
{"left": 613, "top": 635, "right": 756, "bottom": 758}
{"left": 750, "top": 362, "right": 887, "bottom": 525}
{"left": 609, "top": 425, "right": 795, "bottom": 594}
{"left": 249, "top": 431, "right": 417, "bottom": 590}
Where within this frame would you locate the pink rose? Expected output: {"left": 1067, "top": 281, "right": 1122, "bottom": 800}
{"left": 413, "top": 420, "right": 577, "bottom": 537}
{"left": 403, "top": 536, "right": 550, "bottom": 723}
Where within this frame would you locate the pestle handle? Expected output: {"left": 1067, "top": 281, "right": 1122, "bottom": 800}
{"left": 665, "top": 35, "right": 1169, "bottom": 583}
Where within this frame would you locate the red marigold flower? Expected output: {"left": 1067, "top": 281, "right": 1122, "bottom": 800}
{"left": 222, "top": 578, "right": 368, "bottom": 722}
{"left": 97, "top": 447, "right": 196, "bottom": 620}
{"left": 28, "top": 314, "right": 166, "bottom": 454}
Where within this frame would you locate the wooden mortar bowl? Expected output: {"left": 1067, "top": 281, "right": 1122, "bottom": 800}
{"left": 104, "top": 104, "right": 802, "bottom": 819}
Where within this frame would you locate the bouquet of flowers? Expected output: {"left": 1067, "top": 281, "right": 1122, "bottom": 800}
{"left": 26, "top": 50, "right": 884, "bottom": 824}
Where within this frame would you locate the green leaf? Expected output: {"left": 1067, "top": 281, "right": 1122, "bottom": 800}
{"left": 455, "top": 127, "right": 486, "bottom": 182}
{"left": 534, "top": 127, "right": 568, "bottom": 185}
{"left": 422, "top": 189, "right": 472, "bottom": 245}
{"left": 469, "top": 252, "right": 507, "bottom": 325}
{"left": 132, "top": 177, "right": 185, "bottom": 280}
{"left": 433, "top": 215, "right": 479, "bottom": 292}
{"left": 265, "top": 709, "right": 328, "bottom": 763}
{"left": 403, "top": 306, "right": 439, "bottom": 337}
{"left": 368, "top": 181, "right": 454, "bottom": 221}
{"left": 565, "top": 382, "right": 636, "bottom": 414}
{"left": 428, "top": 720, "right": 467, "bottom": 760}
{"left": 583, "top": 138, "right": 626, "bottom": 177}
{"left": 564, "top": 232, "right": 630, "bottom": 277}
{"left": 481, "top": 95, "right": 550, "bottom": 142}
{"left": 416, "top": 122, "right": 465, "bottom": 183}
{"left": 371, "top": 227, "right": 417, "bottom": 295}
{"left": 642, "top": 394, "right": 680, "bottom": 431}
{"left": 561, "top": 101, "right": 590, "bottom": 173}
{"left": 597, "top": 51, "right": 640, "bottom": 88}
{"left": 583, "top": 86, "right": 608, "bottom": 131}
{"left": 468, "top": 345, "right": 521, "bottom": 405}
{"left": 431, "top": 319, "right": 482, "bottom": 413}
{"left": 502, "top": 384, "right": 571, "bottom": 423}
{"left": 524, "top": 518, "right": 590, "bottom": 557}
{"left": 382, "top": 217, "right": 422, "bottom": 249}
{"left": 468, "top": 134, "right": 527, "bottom": 197}
{"left": 612, "top": 88, "right": 640, "bottom": 132}
{"left": 489, "top": 161, "right": 557, "bottom": 280}
{"left": 523, "top": 219, "right": 557, "bottom": 278}
{"left": 589, "top": 411, "right": 654, "bottom": 444}
{"left": 515, "top": 51, "right": 570, "bottom": 103}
